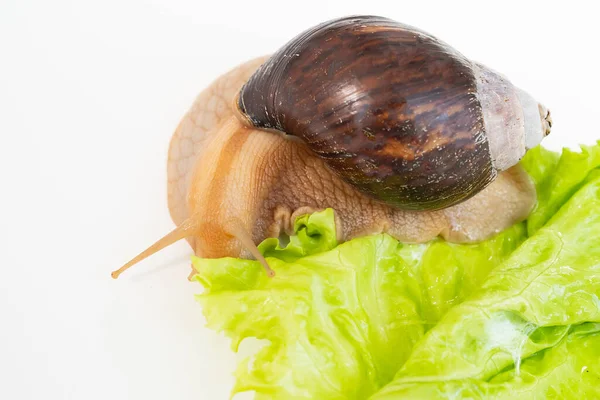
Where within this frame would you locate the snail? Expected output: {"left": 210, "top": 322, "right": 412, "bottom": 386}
{"left": 112, "top": 15, "right": 551, "bottom": 279}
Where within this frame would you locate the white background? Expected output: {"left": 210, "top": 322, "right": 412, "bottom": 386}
{"left": 1, "top": 0, "right": 598, "bottom": 399}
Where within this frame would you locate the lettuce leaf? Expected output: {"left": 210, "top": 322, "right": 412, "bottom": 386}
{"left": 372, "top": 323, "right": 600, "bottom": 399}
{"left": 194, "top": 215, "right": 524, "bottom": 398}
{"left": 520, "top": 142, "right": 600, "bottom": 234}
{"left": 192, "top": 144, "right": 600, "bottom": 399}
{"left": 372, "top": 170, "right": 600, "bottom": 399}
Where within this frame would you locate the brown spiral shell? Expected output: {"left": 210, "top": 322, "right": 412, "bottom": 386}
{"left": 237, "top": 16, "right": 505, "bottom": 210}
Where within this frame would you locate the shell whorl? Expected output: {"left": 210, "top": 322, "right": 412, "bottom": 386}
{"left": 237, "top": 15, "right": 543, "bottom": 210}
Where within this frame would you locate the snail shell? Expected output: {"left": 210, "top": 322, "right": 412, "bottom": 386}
{"left": 238, "top": 15, "right": 551, "bottom": 210}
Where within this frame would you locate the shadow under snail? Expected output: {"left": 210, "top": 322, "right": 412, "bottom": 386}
{"left": 112, "top": 15, "right": 552, "bottom": 279}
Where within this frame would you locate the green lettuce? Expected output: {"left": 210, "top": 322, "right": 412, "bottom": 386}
{"left": 520, "top": 142, "right": 600, "bottom": 234}
{"left": 372, "top": 170, "right": 600, "bottom": 399}
{"left": 192, "top": 143, "right": 600, "bottom": 399}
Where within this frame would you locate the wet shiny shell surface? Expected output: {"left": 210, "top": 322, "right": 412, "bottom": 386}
{"left": 238, "top": 15, "right": 495, "bottom": 210}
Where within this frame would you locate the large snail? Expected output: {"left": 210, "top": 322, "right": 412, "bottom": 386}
{"left": 112, "top": 15, "right": 551, "bottom": 279}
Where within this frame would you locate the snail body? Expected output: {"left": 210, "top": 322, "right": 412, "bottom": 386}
{"left": 113, "top": 16, "right": 548, "bottom": 279}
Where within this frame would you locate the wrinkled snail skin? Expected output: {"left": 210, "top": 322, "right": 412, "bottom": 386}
{"left": 185, "top": 115, "right": 536, "bottom": 262}
{"left": 238, "top": 15, "right": 550, "bottom": 210}
{"left": 112, "top": 16, "right": 545, "bottom": 279}
{"left": 167, "top": 56, "right": 269, "bottom": 242}
{"left": 167, "top": 57, "right": 268, "bottom": 252}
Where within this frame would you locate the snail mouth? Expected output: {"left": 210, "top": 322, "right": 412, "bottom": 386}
{"left": 539, "top": 104, "right": 552, "bottom": 136}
